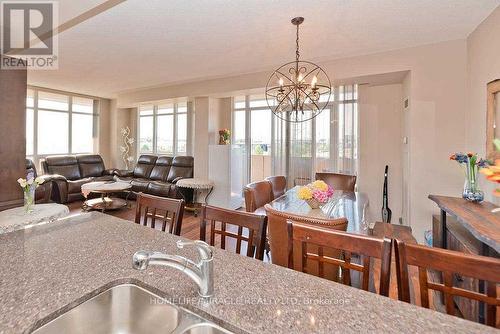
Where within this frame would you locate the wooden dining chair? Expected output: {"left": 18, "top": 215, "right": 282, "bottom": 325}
{"left": 243, "top": 180, "right": 273, "bottom": 213}
{"left": 134, "top": 192, "right": 185, "bottom": 235}
{"left": 265, "top": 175, "right": 287, "bottom": 199}
{"left": 265, "top": 204, "right": 348, "bottom": 268}
{"left": 315, "top": 172, "right": 356, "bottom": 191}
{"left": 395, "top": 239, "right": 500, "bottom": 327}
{"left": 200, "top": 205, "right": 268, "bottom": 260}
{"left": 287, "top": 220, "right": 393, "bottom": 296}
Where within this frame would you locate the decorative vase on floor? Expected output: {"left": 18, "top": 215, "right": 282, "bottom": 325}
{"left": 24, "top": 187, "right": 35, "bottom": 213}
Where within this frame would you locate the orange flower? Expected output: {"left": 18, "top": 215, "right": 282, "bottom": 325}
{"left": 480, "top": 159, "right": 500, "bottom": 196}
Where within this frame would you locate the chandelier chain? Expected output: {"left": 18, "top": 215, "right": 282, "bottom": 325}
{"left": 296, "top": 24, "right": 300, "bottom": 62}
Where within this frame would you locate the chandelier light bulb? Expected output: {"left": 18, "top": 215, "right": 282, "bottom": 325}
{"left": 311, "top": 75, "right": 317, "bottom": 88}
{"left": 297, "top": 73, "right": 303, "bottom": 82}
{"left": 279, "top": 78, "right": 284, "bottom": 87}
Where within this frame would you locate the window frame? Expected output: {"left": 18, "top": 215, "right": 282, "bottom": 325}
{"left": 26, "top": 87, "right": 100, "bottom": 166}
{"left": 137, "top": 101, "right": 190, "bottom": 157}
{"left": 232, "top": 86, "right": 358, "bottom": 184}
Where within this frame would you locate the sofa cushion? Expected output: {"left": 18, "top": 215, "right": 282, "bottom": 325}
{"left": 44, "top": 156, "right": 81, "bottom": 180}
{"left": 149, "top": 156, "right": 173, "bottom": 181}
{"left": 166, "top": 156, "right": 193, "bottom": 182}
{"left": 131, "top": 178, "right": 151, "bottom": 193}
{"left": 92, "top": 175, "right": 114, "bottom": 182}
{"left": 67, "top": 178, "right": 93, "bottom": 194}
{"left": 146, "top": 181, "right": 172, "bottom": 197}
{"left": 133, "top": 155, "right": 157, "bottom": 179}
{"left": 77, "top": 154, "right": 105, "bottom": 177}
{"left": 114, "top": 175, "right": 133, "bottom": 183}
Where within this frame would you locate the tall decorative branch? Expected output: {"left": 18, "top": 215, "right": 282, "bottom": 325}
{"left": 120, "top": 127, "right": 135, "bottom": 169}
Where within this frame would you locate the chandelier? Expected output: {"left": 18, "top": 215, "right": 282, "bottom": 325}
{"left": 265, "top": 17, "right": 332, "bottom": 123}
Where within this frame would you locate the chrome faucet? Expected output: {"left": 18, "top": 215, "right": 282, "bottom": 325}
{"left": 132, "top": 240, "right": 214, "bottom": 298}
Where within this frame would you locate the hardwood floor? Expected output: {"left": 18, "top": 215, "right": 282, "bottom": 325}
{"left": 67, "top": 200, "right": 203, "bottom": 241}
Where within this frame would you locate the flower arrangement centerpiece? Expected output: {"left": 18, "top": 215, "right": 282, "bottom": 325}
{"left": 120, "top": 126, "right": 135, "bottom": 169}
{"left": 297, "top": 180, "right": 334, "bottom": 209}
{"left": 450, "top": 152, "right": 488, "bottom": 202}
{"left": 218, "top": 129, "right": 230, "bottom": 145}
{"left": 480, "top": 139, "right": 500, "bottom": 198}
{"left": 17, "top": 172, "right": 44, "bottom": 213}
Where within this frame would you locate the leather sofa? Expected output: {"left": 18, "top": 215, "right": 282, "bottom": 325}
{"left": 114, "top": 155, "right": 193, "bottom": 200}
{"left": 26, "top": 159, "right": 58, "bottom": 204}
{"left": 41, "top": 155, "right": 116, "bottom": 203}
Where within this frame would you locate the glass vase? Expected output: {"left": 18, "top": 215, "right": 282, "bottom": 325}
{"left": 462, "top": 162, "right": 484, "bottom": 202}
{"left": 24, "top": 187, "right": 35, "bottom": 213}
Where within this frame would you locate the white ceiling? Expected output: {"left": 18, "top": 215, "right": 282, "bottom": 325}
{"left": 27, "top": 0, "right": 499, "bottom": 98}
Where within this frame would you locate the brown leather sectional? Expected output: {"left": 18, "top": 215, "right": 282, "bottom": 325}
{"left": 114, "top": 155, "right": 193, "bottom": 200}
{"left": 40, "top": 154, "right": 194, "bottom": 204}
{"left": 41, "top": 155, "right": 116, "bottom": 203}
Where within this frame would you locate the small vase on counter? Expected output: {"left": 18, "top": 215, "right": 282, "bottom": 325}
{"left": 18, "top": 172, "right": 44, "bottom": 214}
{"left": 23, "top": 187, "right": 35, "bottom": 213}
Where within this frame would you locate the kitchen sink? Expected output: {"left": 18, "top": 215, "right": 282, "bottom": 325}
{"left": 32, "top": 284, "right": 231, "bottom": 334}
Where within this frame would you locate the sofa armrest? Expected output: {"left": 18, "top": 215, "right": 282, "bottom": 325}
{"left": 39, "top": 173, "right": 67, "bottom": 183}
{"left": 115, "top": 169, "right": 134, "bottom": 177}
{"left": 103, "top": 168, "right": 117, "bottom": 176}
{"left": 171, "top": 176, "right": 186, "bottom": 184}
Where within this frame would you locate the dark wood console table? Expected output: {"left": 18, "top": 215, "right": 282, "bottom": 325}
{"left": 429, "top": 195, "right": 500, "bottom": 257}
{"left": 429, "top": 195, "right": 500, "bottom": 324}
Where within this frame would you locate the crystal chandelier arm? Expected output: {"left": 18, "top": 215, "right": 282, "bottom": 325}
{"left": 296, "top": 85, "right": 322, "bottom": 111}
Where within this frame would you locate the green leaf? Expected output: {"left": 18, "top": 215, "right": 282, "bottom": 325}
{"left": 494, "top": 138, "right": 500, "bottom": 151}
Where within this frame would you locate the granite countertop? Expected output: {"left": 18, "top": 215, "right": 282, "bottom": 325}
{"left": 0, "top": 203, "right": 69, "bottom": 235}
{"left": 0, "top": 212, "right": 494, "bottom": 333}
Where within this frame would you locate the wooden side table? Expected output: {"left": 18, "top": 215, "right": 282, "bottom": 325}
{"left": 176, "top": 178, "right": 214, "bottom": 217}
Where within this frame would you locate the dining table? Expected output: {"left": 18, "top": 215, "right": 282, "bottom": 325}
{"left": 267, "top": 186, "right": 372, "bottom": 234}
{"left": 266, "top": 186, "right": 417, "bottom": 300}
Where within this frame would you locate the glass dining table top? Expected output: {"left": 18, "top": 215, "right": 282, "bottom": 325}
{"left": 268, "top": 186, "right": 372, "bottom": 233}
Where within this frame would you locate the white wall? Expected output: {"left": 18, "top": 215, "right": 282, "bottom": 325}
{"left": 466, "top": 6, "right": 500, "bottom": 205}
{"left": 358, "top": 84, "right": 403, "bottom": 224}
{"left": 194, "top": 97, "right": 210, "bottom": 179}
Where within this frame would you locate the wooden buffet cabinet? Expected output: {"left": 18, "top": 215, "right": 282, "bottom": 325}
{"left": 429, "top": 195, "right": 499, "bottom": 324}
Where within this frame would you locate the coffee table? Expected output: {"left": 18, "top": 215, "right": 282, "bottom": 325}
{"left": 82, "top": 181, "right": 132, "bottom": 212}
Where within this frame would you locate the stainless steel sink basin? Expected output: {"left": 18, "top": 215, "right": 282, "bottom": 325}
{"left": 182, "top": 323, "right": 231, "bottom": 334}
{"left": 32, "top": 284, "right": 231, "bottom": 334}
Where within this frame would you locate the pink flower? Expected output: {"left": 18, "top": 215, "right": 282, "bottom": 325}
{"left": 313, "top": 189, "right": 329, "bottom": 203}
{"left": 326, "top": 185, "right": 334, "bottom": 197}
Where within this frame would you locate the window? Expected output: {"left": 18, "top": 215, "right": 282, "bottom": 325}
{"left": 26, "top": 88, "right": 99, "bottom": 164}
{"left": 232, "top": 85, "right": 358, "bottom": 185}
{"left": 138, "top": 101, "right": 190, "bottom": 156}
